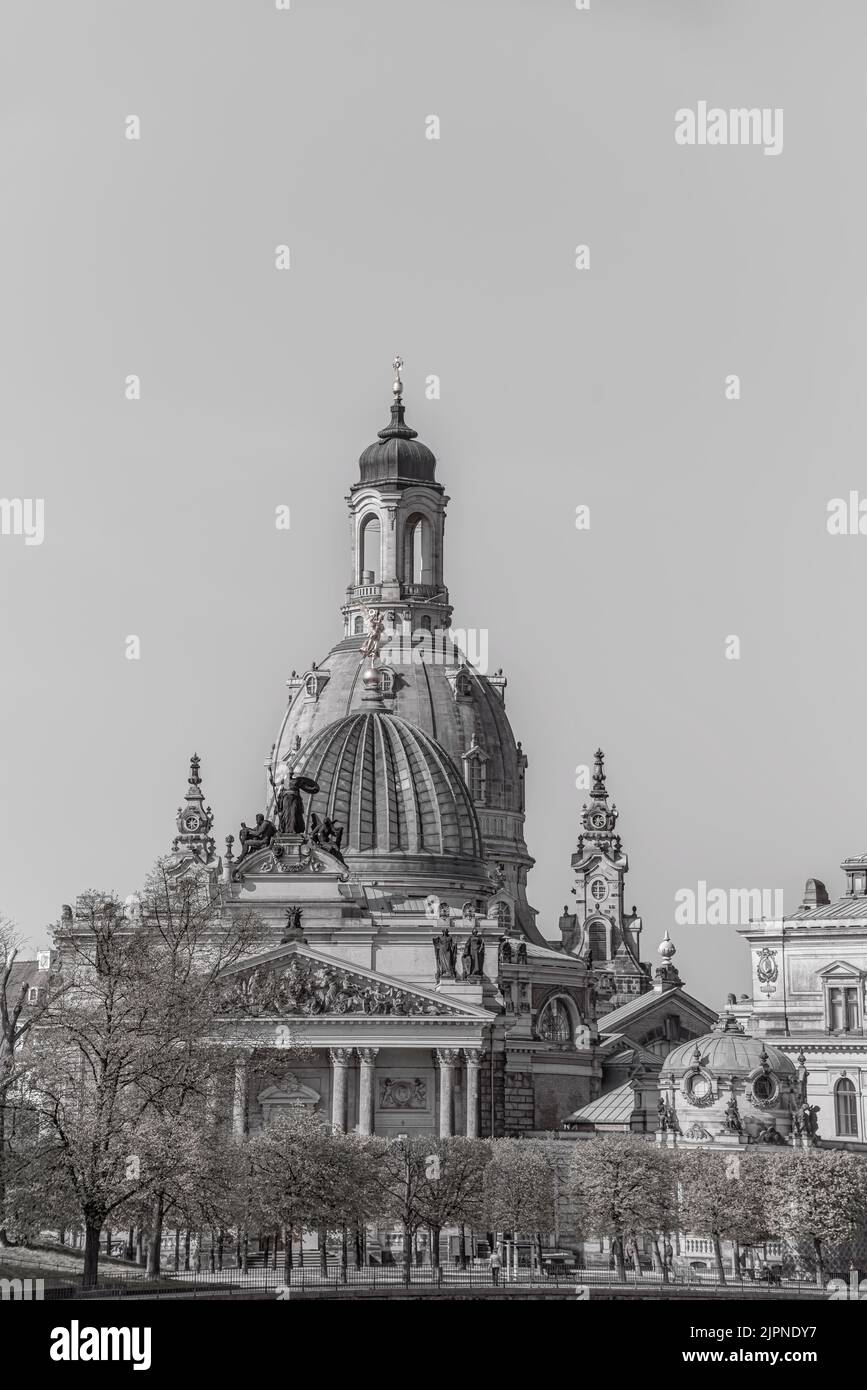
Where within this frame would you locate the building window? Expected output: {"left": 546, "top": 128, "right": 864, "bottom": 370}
{"left": 834, "top": 1078, "right": 858, "bottom": 1137}
{"left": 420, "top": 614, "right": 431, "bottom": 632}
{"left": 829, "top": 986, "right": 860, "bottom": 1032}
{"left": 405, "top": 514, "right": 431, "bottom": 585}
{"left": 587, "top": 919, "right": 608, "bottom": 961}
{"left": 589, "top": 878, "right": 608, "bottom": 903}
{"left": 538, "top": 998, "right": 572, "bottom": 1045}
{"left": 468, "top": 759, "right": 483, "bottom": 802}
{"left": 354, "top": 615, "right": 364, "bottom": 635}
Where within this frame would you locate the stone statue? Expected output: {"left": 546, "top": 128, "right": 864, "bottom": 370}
{"left": 275, "top": 775, "right": 319, "bottom": 835}
{"left": 236, "top": 814, "right": 276, "bottom": 866}
{"left": 723, "top": 1095, "right": 743, "bottom": 1135}
{"left": 515, "top": 941, "right": 527, "bottom": 964}
{"left": 311, "top": 815, "right": 346, "bottom": 864}
{"left": 359, "top": 608, "right": 387, "bottom": 666}
{"left": 657, "top": 1098, "right": 677, "bottom": 1133}
{"left": 281, "top": 906, "right": 303, "bottom": 942}
{"left": 433, "top": 927, "right": 457, "bottom": 982}
{"left": 469, "top": 924, "right": 485, "bottom": 976}
{"left": 800, "top": 1102, "right": 820, "bottom": 1139}
{"left": 499, "top": 938, "right": 512, "bottom": 965}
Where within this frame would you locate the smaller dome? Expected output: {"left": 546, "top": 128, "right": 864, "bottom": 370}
{"left": 658, "top": 929, "right": 676, "bottom": 960}
{"left": 288, "top": 710, "right": 484, "bottom": 867}
{"left": 661, "top": 1016, "right": 796, "bottom": 1078}
{"left": 358, "top": 400, "right": 437, "bottom": 485}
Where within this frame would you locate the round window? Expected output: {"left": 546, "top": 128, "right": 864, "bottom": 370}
{"left": 752, "top": 1074, "right": 776, "bottom": 1102}
{"left": 590, "top": 879, "right": 608, "bottom": 903}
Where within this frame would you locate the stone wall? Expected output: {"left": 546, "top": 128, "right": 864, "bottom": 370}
{"left": 480, "top": 1052, "right": 505, "bottom": 1136}
{"left": 504, "top": 1070, "right": 535, "bottom": 1135}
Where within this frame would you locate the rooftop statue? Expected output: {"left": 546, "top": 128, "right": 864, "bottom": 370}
{"left": 235, "top": 814, "right": 276, "bottom": 868}
{"left": 433, "top": 926, "right": 457, "bottom": 982}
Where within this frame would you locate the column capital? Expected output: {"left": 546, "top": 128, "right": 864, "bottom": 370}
{"left": 357, "top": 1047, "right": 380, "bottom": 1064}
{"left": 464, "top": 1048, "right": 485, "bottom": 1066}
{"left": 330, "top": 1047, "right": 353, "bottom": 1066}
{"left": 436, "top": 1048, "right": 461, "bottom": 1068}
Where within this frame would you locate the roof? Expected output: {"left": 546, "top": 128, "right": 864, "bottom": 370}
{"left": 786, "top": 897, "right": 867, "bottom": 922}
{"left": 356, "top": 400, "right": 438, "bottom": 486}
{"left": 291, "top": 711, "right": 484, "bottom": 863}
{"left": 596, "top": 986, "right": 716, "bottom": 1033}
{"left": 661, "top": 1027, "right": 797, "bottom": 1077}
{"left": 563, "top": 1081, "right": 636, "bottom": 1128}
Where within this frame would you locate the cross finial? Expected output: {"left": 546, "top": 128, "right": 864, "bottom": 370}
{"left": 392, "top": 355, "right": 404, "bottom": 398}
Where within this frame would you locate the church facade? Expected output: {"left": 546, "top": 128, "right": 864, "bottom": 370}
{"left": 163, "top": 362, "right": 613, "bottom": 1142}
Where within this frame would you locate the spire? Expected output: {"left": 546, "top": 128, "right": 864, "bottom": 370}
{"left": 376, "top": 354, "right": 419, "bottom": 442}
{"left": 171, "top": 752, "right": 216, "bottom": 864}
{"left": 590, "top": 748, "right": 607, "bottom": 801}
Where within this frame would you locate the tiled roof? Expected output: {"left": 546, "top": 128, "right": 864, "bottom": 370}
{"left": 563, "top": 1081, "right": 635, "bottom": 1127}
{"left": 787, "top": 898, "right": 867, "bottom": 922}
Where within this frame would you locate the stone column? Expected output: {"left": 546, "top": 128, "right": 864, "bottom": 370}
{"left": 437, "top": 1049, "right": 460, "bottom": 1137}
{"left": 330, "top": 1048, "right": 352, "bottom": 1132}
{"left": 232, "top": 1055, "right": 250, "bottom": 1138}
{"left": 464, "top": 1049, "right": 483, "bottom": 1138}
{"left": 357, "top": 1048, "right": 379, "bottom": 1135}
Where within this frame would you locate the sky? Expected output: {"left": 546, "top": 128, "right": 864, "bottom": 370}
{"left": 2, "top": 1, "right": 865, "bottom": 1007}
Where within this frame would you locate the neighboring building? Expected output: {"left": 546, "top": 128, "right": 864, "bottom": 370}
{"left": 738, "top": 852, "right": 867, "bottom": 1152}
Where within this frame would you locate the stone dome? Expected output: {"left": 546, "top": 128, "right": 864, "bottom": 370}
{"left": 357, "top": 400, "right": 437, "bottom": 486}
{"left": 289, "top": 710, "right": 485, "bottom": 868}
{"left": 661, "top": 1021, "right": 797, "bottom": 1079}
{"left": 273, "top": 636, "right": 543, "bottom": 939}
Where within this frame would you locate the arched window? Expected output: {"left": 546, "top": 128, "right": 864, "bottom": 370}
{"left": 405, "top": 514, "right": 431, "bottom": 585}
{"left": 587, "top": 920, "right": 608, "bottom": 962}
{"left": 835, "top": 1078, "right": 858, "bottom": 1137}
{"left": 359, "top": 514, "right": 381, "bottom": 583}
{"left": 420, "top": 614, "right": 431, "bottom": 632}
{"left": 354, "top": 615, "right": 364, "bottom": 635}
{"left": 538, "top": 998, "right": 573, "bottom": 1045}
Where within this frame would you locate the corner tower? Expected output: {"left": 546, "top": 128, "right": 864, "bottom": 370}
{"left": 560, "top": 749, "right": 652, "bottom": 1012}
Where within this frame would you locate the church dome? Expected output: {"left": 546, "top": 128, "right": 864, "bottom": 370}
{"left": 660, "top": 1020, "right": 796, "bottom": 1078}
{"left": 289, "top": 711, "right": 484, "bottom": 866}
{"left": 357, "top": 399, "right": 437, "bottom": 486}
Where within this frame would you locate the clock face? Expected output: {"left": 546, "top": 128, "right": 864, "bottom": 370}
{"left": 184, "top": 815, "right": 200, "bottom": 831}
{"left": 589, "top": 811, "right": 606, "bottom": 829}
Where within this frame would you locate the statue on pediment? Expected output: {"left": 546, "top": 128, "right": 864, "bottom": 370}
{"left": 235, "top": 814, "right": 277, "bottom": 867}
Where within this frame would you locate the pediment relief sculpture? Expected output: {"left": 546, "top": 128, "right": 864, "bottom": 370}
{"left": 218, "top": 956, "right": 455, "bottom": 1018}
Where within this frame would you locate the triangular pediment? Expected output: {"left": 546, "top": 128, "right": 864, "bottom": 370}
{"left": 816, "top": 959, "right": 866, "bottom": 980}
{"left": 217, "top": 942, "right": 492, "bottom": 1020}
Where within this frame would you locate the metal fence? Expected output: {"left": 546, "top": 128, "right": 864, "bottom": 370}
{"left": 34, "top": 1261, "right": 828, "bottom": 1300}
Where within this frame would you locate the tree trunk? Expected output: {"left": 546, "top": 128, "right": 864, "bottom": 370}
{"left": 341, "top": 1224, "right": 348, "bottom": 1282}
{"left": 59, "top": 1229, "right": 66, "bottom": 1247}
{"left": 210, "top": 1230, "right": 216, "bottom": 1273}
{"left": 125, "top": 1226, "right": 133, "bottom": 1260}
{"left": 272, "top": 1229, "right": 278, "bottom": 1271}
{"left": 430, "top": 1225, "right": 441, "bottom": 1269}
{"left": 458, "top": 1225, "right": 467, "bottom": 1270}
{"left": 354, "top": 1220, "right": 363, "bottom": 1269}
{"left": 813, "top": 1237, "right": 825, "bottom": 1288}
{"left": 319, "top": 1227, "right": 328, "bottom": 1276}
{"left": 184, "top": 1228, "right": 191, "bottom": 1272}
{"left": 173, "top": 1227, "right": 180, "bottom": 1272}
{"left": 135, "top": 1228, "right": 144, "bottom": 1266}
{"left": 712, "top": 1231, "right": 726, "bottom": 1285}
{"left": 403, "top": 1222, "right": 412, "bottom": 1287}
{"left": 241, "top": 1227, "right": 249, "bottom": 1274}
{"left": 611, "top": 1233, "right": 626, "bottom": 1282}
{"left": 82, "top": 1219, "right": 102, "bottom": 1289}
{"left": 217, "top": 1228, "right": 224, "bottom": 1272}
{"left": 650, "top": 1235, "right": 668, "bottom": 1283}
{"left": 283, "top": 1226, "right": 293, "bottom": 1283}
{"left": 194, "top": 1228, "right": 202, "bottom": 1274}
{"left": 146, "top": 1193, "right": 164, "bottom": 1278}
{"left": 536, "top": 1232, "right": 544, "bottom": 1274}
{"left": 105, "top": 1227, "right": 112, "bottom": 1256}
{"left": 0, "top": 1097, "right": 8, "bottom": 1246}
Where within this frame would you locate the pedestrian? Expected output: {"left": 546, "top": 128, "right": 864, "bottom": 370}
{"left": 489, "top": 1247, "right": 502, "bottom": 1286}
